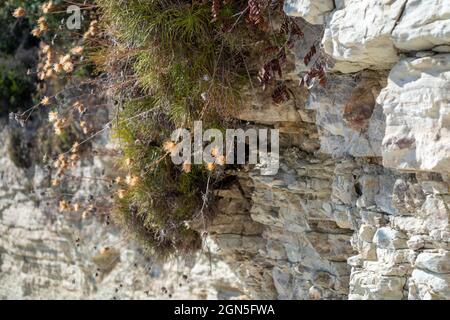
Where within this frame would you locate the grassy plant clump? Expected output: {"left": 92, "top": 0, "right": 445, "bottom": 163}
{"left": 0, "top": 62, "right": 36, "bottom": 116}
{"left": 112, "top": 97, "right": 210, "bottom": 257}
{"left": 96, "top": 0, "right": 258, "bottom": 123}
{"left": 95, "top": 0, "right": 292, "bottom": 258}
{"left": 0, "top": 0, "right": 43, "bottom": 115}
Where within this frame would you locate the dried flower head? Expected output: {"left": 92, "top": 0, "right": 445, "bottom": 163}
{"left": 37, "top": 17, "right": 48, "bottom": 32}
{"left": 48, "top": 111, "right": 58, "bottom": 123}
{"left": 117, "top": 189, "right": 127, "bottom": 199}
{"left": 125, "top": 175, "right": 139, "bottom": 187}
{"left": 216, "top": 155, "right": 226, "bottom": 166}
{"left": 114, "top": 176, "right": 123, "bottom": 184}
{"left": 163, "top": 141, "right": 176, "bottom": 154}
{"left": 42, "top": 1, "right": 54, "bottom": 14}
{"left": 72, "top": 142, "right": 80, "bottom": 153}
{"left": 80, "top": 121, "right": 88, "bottom": 134}
{"left": 54, "top": 154, "right": 68, "bottom": 171}
{"left": 182, "top": 161, "right": 192, "bottom": 173}
{"left": 41, "top": 44, "right": 51, "bottom": 54}
{"left": 13, "top": 7, "right": 26, "bottom": 18}
{"left": 73, "top": 101, "right": 85, "bottom": 114}
{"left": 206, "top": 162, "right": 216, "bottom": 171}
{"left": 41, "top": 96, "right": 50, "bottom": 106}
{"left": 211, "top": 147, "right": 220, "bottom": 157}
{"left": 45, "top": 67, "right": 54, "bottom": 79}
{"left": 59, "top": 54, "right": 71, "bottom": 64}
{"left": 39, "top": 24, "right": 48, "bottom": 32}
{"left": 69, "top": 154, "right": 79, "bottom": 167}
{"left": 70, "top": 46, "right": 84, "bottom": 55}
{"left": 54, "top": 118, "right": 66, "bottom": 135}
{"left": 54, "top": 127, "right": 63, "bottom": 136}
{"left": 31, "top": 28, "right": 42, "bottom": 37}
{"left": 59, "top": 200, "right": 70, "bottom": 212}
{"left": 53, "top": 63, "right": 63, "bottom": 73}
{"left": 83, "top": 20, "right": 98, "bottom": 39}
{"left": 72, "top": 203, "right": 80, "bottom": 212}
{"left": 63, "top": 61, "right": 74, "bottom": 73}
{"left": 81, "top": 210, "right": 90, "bottom": 220}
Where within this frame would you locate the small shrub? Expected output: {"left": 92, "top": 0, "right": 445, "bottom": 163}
{"left": 0, "top": 62, "right": 36, "bottom": 116}
{"left": 110, "top": 97, "right": 214, "bottom": 258}
{"left": 94, "top": 0, "right": 296, "bottom": 258}
{"left": 7, "top": 0, "right": 305, "bottom": 260}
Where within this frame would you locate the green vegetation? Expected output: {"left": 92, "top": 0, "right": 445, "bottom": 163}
{"left": 0, "top": 0, "right": 86, "bottom": 115}
{"left": 1, "top": 0, "right": 295, "bottom": 259}
{"left": 111, "top": 97, "right": 211, "bottom": 258}
{"left": 96, "top": 0, "right": 255, "bottom": 124}
{"left": 93, "top": 0, "right": 292, "bottom": 258}
{"left": 0, "top": 63, "right": 36, "bottom": 117}
{"left": 0, "top": 0, "right": 42, "bottom": 115}
{"left": 1, "top": 0, "right": 94, "bottom": 168}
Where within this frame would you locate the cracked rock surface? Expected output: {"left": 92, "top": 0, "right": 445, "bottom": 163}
{"left": 1, "top": 0, "right": 449, "bottom": 300}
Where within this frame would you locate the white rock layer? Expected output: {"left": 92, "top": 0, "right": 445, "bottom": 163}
{"left": 284, "top": 0, "right": 450, "bottom": 300}
{"left": 379, "top": 54, "right": 450, "bottom": 173}
{"left": 322, "top": 0, "right": 405, "bottom": 73}
{"left": 283, "top": 0, "right": 335, "bottom": 25}
{"left": 392, "top": 0, "right": 450, "bottom": 51}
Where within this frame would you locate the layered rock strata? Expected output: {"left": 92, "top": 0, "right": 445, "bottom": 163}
{"left": 0, "top": 0, "right": 449, "bottom": 300}
{"left": 227, "top": 0, "right": 450, "bottom": 300}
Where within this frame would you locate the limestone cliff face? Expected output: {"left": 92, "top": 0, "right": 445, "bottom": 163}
{"left": 198, "top": 0, "right": 450, "bottom": 300}
{"left": 222, "top": 0, "right": 449, "bottom": 300}
{"left": 1, "top": 0, "right": 449, "bottom": 300}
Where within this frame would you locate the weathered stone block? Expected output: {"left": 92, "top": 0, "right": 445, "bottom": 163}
{"left": 322, "top": 0, "right": 404, "bottom": 73}
{"left": 392, "top": 0, "right": 450, "bottom": 51}
{"left": 379, "top": 54, "right": 450, "bottom": 173}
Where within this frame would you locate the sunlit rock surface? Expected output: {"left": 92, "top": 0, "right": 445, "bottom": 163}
{"left": 1, "top": 0, "right": 449, "bottom": 300}
{"left": 379, "top": 54, "right": 450, "bottom": 173}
